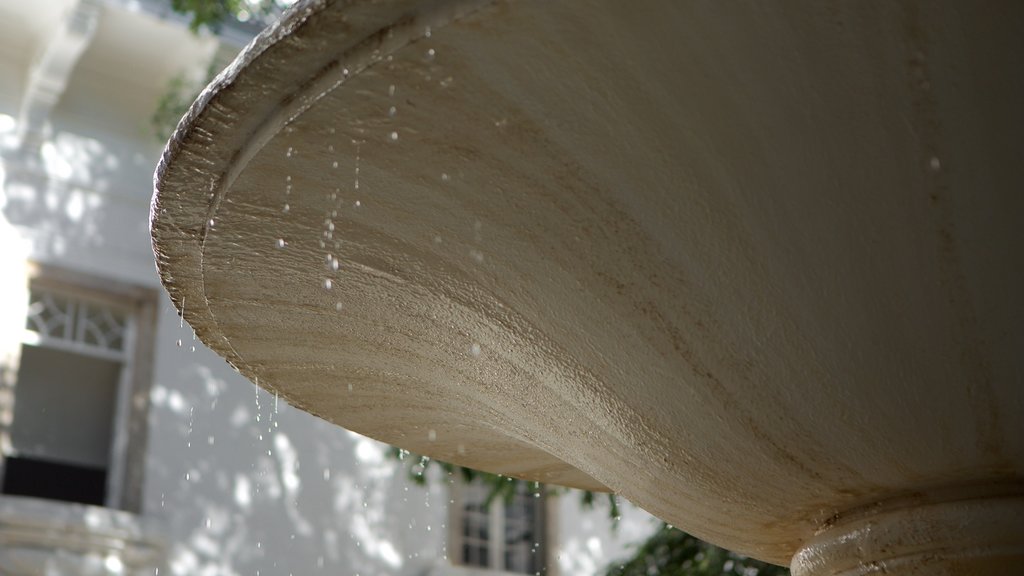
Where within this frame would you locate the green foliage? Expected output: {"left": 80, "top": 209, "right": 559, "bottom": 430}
{"left": 389, "top": 447, "right": 545, "bottom": 508}
{"left": 388, "top": 446, "right": 620, "bottom": 520}
{"left": 606, "top": 524, "right": 789, "bottom": 576}
{"left": 150, "top": 62, "right": 219, "bottom": 142}
{"left": 170, "top": 0, "right": 281, "bottom": 32}
{"left": 171, "top": 0, "right": 240, "bottom": 32}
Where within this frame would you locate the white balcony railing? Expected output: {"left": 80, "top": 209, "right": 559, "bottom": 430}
{"left": 0, "top": 495, "right": 163, "bottom": 575}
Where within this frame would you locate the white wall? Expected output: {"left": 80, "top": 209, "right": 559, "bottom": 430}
{"left": 0, "top": 2, "right": 658, "bottom": 575}
{"left": 556, "top": 496, "right": 659, "bottom": 576}
{"left": 146, "top": 332, "right": 451, "bottom": 576}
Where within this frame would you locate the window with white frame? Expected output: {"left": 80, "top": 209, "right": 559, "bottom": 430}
{"left": 453, "top": 479, "right": 548, "bottom": 575}
{"left": 0, "top": 267, "right": 156, "bottom": 511}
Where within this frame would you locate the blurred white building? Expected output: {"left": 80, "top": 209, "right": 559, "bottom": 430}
{"left": 0, "top": 1, "right": 657, "bottom": 574}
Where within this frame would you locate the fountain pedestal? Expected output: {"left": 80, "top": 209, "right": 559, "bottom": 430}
{"left": 793, "top": 490, "right": 1024, "bottom": 575}
{"left": 151, "top": 1, "right": 1024, "bottom": 572}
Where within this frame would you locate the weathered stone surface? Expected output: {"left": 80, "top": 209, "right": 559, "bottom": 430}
{"left": 152, "top": 0, "right": 1024, "bottom": 570}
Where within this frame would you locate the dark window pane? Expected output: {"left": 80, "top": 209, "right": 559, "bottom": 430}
{"left": 2, "top": 455, "right": 107, "bottom": 506}
{"left": 478, "top": 546, "right": 489, "bottom": 566}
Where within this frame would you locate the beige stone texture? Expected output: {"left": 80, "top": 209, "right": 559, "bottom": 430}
{"left": 152, "top": 0, "right": 1024, "bottom": 571}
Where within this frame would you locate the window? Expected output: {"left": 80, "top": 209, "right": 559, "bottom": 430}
{"left": 452, "top": 479, "right": 549, "bottom": 575}
{"left": 0, "top": 266, "right": 157, "bottom": 511}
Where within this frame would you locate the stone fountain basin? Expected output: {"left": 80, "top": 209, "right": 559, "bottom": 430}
{"left": 152, "top": 0, "right": 1024, "bottom": 569}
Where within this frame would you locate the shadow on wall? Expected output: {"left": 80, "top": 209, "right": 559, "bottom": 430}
{"left": 0, "top": 113, "right": 156, "bottom": 275}
{"left": 1, "top": 110, "right": 449, "bottom": 576}
{"left": 146, "top": 337, "right": 449, "bottom": 576}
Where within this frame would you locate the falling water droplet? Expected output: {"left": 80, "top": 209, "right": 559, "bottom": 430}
{"left": 176, "top": 339, "right": 182, "bottom": 347}
{"left": 323, "top": 278, "right": 333, "bottom": 290}
{"left": 425, "top": 48, "right": 436, "bottom": 61}
{"left": 388, "top": 106, "right": 397, "bottom": 118}
{"left": 332, "top": 160, "right": 339, "bottom": 169}
{"left": 470, "top": 343, "right": 481, "bottom": 356}
{"left": 276, "top": 238, "right": 287, "bottom": 249}
{"left": 286, "top": 147, "right": 294, "bottom": 158}
{"left": 335, "top": 302, "right": 343, "bottom": 312}
{"left": 389, "top": 131, "right": 399, "bottom": 142}
{"left": 388, "top": 84, "right": 396, "bottom": 97}
{"left": 283, "top": 203, "right": 290, "bottom": 213}
{"left": 929, "top": 156, "right": 942, "bottom": 171}
{"left": 428, "top": 429, "right": 437, "bottom": 441}
{"left": 441, "top": 172, "right": 450, "bottom": 182}
{"left": 353, "top": 140, "right": 361, "bottom": 190}
{"left": 207, "top": 218, "right": 215, "bottom": 228}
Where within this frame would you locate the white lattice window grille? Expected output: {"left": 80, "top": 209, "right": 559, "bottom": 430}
{"left": 454, "top": 480, "right": 548, "bottom": 575}
{"left": 24, "top": 288, "right": 131, "bottom": 362}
